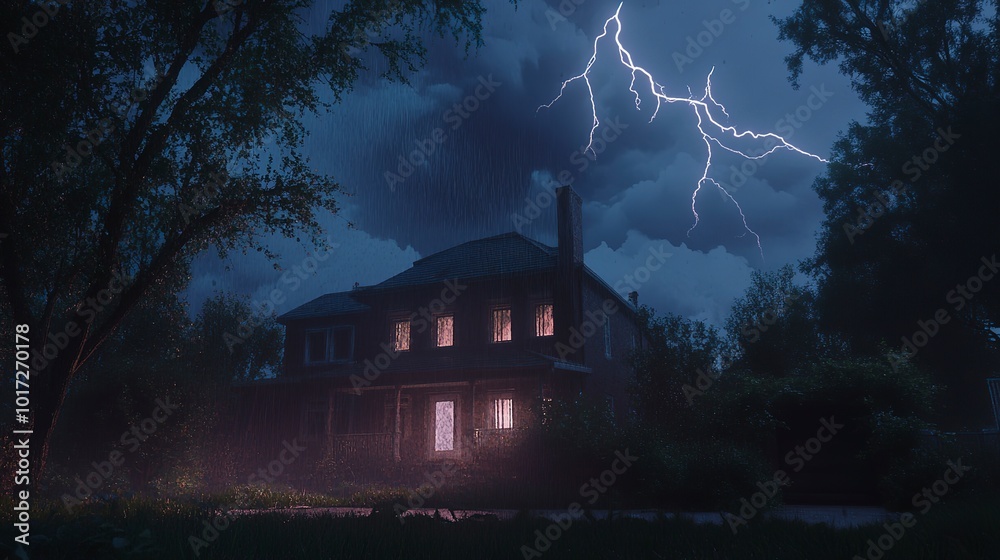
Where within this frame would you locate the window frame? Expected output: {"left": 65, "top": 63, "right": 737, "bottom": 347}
{"left": 329, "top": 325, "right": 355, "bottom": 363}
{"left": 435, "top": 314, "right": 455, "bottom": 348}
{"left": 304, "top": 328, "right": 330, "bottom": 364}
{"left": 391, "top": 318, "right": 411, "bottom": 353}
{"left": 487, "top": 391, "right": 515, "bottom": 430}
{"left": 428, "top": 393, "right": 461, "bottom": 459}
{"left": 534, "top": 302, "right": 555, "bottom": 337}
{"left": 490, "top": 305, "right": 512, "bottom": 344}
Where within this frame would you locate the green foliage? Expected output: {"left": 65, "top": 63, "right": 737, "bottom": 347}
{"left": 630, "top": 439, "right": 774, "bottom": 510}
{"left": 44, "top": 292, "right": 284, "bottom": 500}
{"left": 774, "top": 0, "right": 1000, "bottom": 427}
{"left": 629, "top": 309, "right": 726, "bottom": 438}
{"left": 0, "top": 0, "right": 514, "bottom": 484}
{"left": 189, "top": 293, "right": 283, "bottom": 384}
{"left": 632, "top": 290, "right": 944, "bottom": 504}
{"left": 539, "top": 395, "right": 620, "bottom": 461}
{"left": 725, "top": 265, "right": 835, "bottom": 378}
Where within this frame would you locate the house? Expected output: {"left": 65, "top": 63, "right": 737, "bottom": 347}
{"left": 232, "top": 187, "right": 643, "bottom": 477}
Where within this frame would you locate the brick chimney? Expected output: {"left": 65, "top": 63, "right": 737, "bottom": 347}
{"left": 555, "top": 186, "right": 584, "bottom": 362}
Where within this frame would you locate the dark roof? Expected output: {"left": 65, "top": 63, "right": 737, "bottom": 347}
{"left": 277, "top": 291, "right": 369, "bottom": 323}
{"left": 373, "top": 232, "right": 556, "bottom": 289}
{"left": 278, "top": 231, "right": 636, "bottom": 322}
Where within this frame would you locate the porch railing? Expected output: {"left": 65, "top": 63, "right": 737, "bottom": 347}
{"left": 473, "top": 427, "right": 530, "bottom": 458}
{"left": 328, "top": 432, "right": 392, "bottom": 463}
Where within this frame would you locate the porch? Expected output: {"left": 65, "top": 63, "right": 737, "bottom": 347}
{"left": 320, "top": 427, "right": 531, "bottom": 465}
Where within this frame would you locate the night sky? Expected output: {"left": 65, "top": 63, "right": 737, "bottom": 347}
{"left": 184, "top": 0, "right": 869, "bottom": 328}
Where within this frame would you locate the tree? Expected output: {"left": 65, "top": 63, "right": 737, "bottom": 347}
{"left": 629, "top": 307, "right": 727, "bottom": 438}
{"left": 189, "top": 293, "right": 283, "bottom": 384}
{"left": 774, "top": 0, "right": 999, "bottom": 427}
{"left": 724, "top": 265, "right": 832, "bottom": 378}
{"left": 0, "top": 0, "right": 507, "bottom": 486}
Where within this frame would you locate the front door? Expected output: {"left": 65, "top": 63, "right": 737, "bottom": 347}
{"left": 429, "top": 394, "right": 460, "bottom": 459}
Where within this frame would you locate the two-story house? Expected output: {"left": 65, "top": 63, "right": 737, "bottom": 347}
{"left": 232, "top": 187, "right": 643, "bottom": 477}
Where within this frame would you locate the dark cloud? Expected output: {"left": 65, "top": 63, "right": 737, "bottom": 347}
{"left": 185, "top": 0, "right": 868, "bottom": 328}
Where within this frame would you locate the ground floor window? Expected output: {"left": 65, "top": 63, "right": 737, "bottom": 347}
{"left": 489, "top": 394, "right": 514, "bottom": 429}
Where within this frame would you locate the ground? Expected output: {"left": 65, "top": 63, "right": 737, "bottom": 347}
{"left": 2, "top": 489, "right": 998, "bottom": 559}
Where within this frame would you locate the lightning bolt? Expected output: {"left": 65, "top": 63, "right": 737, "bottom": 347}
{"left": 538, "top": 2, "right": 828, "bottom": 260}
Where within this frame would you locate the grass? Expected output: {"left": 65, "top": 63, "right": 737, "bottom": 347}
{"left": 2, "top": 490, "right": 998, "bottom": 559}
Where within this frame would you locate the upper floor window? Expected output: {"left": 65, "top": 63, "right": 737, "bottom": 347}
{"left": 392, "top": 319, "right": 410, "bottom": 352}
{"left": 305, "top": 330, "right": 328, "bottom": 363}
{"left": 331, "top": 326, "right": 354, "bottom": 361}
{"left": 535, "top": 303, "right": 554, "bottom": 337}
{"left": 492, "top": 306, "right": 511, "bottom": 343}
{"left": 305, "top": 326, "right": 354, "bottom": 363}
{"left": 436, "top": 315, "right": 454, "bottom": 347}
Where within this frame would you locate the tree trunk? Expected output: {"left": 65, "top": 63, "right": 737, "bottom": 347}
{"left": 28, "top": 327, "right": 86, "bottom": 496}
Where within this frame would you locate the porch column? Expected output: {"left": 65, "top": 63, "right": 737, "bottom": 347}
{"left": 393, "top": 386, "right": 402, "bottom": 462}
{"left": 470, "top": 381, "right": 476, "bottom": 454}
{"left": 326, "top": 390, "right": 334, "bottom": 448}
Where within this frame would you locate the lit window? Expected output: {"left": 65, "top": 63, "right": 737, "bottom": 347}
{"left": 393, "top": 319, "right": 410, "bottom": 352}
{"left": 436, "top": 315, "right": 454, "bottom": 347}
{"left": 492, "top": 307, "right": 511, "bottom": 343}
{"left": 535, "top": 303, "right": 554, "bottom": 337}
{"left": 305, "top": 330, "right": 328, "bottom": 363}
{"left": 434, "top": 401, "right": 455, "bottom": 451}
{"left": 604, "top": 316, "right": 612, "bottom": 358}
{"left": 490, "top": 397, "right": 514, "bottom": 430}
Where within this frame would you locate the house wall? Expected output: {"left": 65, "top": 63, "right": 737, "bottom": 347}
{"left": 287, "top": 376, "right": 543, "bottom": 465}
{"left": 282, "top": 271, "right": 567, "bottom": 374}
{"left": 274, "top": 262, "right": 641, "bottom": 475}
{"left": 578, "top": 279, "right": 641, "bottom": 419}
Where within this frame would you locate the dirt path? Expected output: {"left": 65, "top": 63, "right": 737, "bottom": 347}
{"left": 234, "top": 504, "right": 895, "bottom": 529}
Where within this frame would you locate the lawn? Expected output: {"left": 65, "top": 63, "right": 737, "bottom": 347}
{"left": 2, "top": 490, "right": 998, "bottom": 559}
